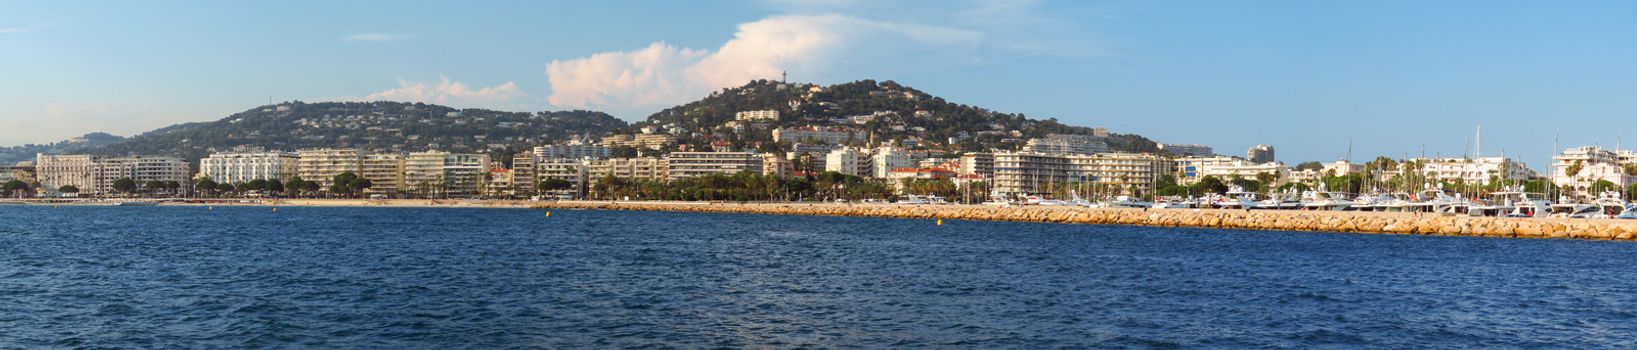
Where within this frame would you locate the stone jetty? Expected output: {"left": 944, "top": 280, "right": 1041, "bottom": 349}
{"left": 535, "top": 201, "right": 1637, "bottom": 241}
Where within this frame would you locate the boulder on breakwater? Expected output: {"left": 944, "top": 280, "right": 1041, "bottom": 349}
{"left": 534, "top": 201, "right": 1637, "bottom": 242}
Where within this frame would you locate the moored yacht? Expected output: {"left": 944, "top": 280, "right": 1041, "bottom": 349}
{"left": 1300, "top": 191, "right": 1354, "bottom": 211}
{"left": 1255, "top": 191, "right": 1302, "bottom": 210}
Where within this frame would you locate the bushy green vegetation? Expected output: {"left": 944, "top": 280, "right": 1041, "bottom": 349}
{"left": 588, "top": 171, "right": 902, "bottom": 202}
{"left": 638, "top": 79, "right": 1158, "bottom": 153}
{"left": 80, "top": 101, "right": 627, "bottom": 165}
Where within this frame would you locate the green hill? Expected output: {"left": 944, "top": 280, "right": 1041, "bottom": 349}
{"left": 79, "top": 101, "right": 627, "bottom": 163}
{"left": 636, "top": 79, "right": 1158, "bottom": 153}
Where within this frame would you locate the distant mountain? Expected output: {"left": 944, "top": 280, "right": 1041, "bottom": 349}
{"left": 0, "top": 132, "right": 127, "bottom": 165}
{"left": 73, "top": 101, "right": 627, "bottom": 163}
{"left": 13, "top": 80, "right": 1159, "bottom": 167}
{"left": 636, "top": 79, "right": 1158, "bottom": 153}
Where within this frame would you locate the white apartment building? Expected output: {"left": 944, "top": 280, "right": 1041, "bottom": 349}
{"left": 511, "top": 152, "right": 536, "bottom": 196}
{"left": 1321, "top": 160, "right": 1365, "bottom": 177}
{"left": 1201, "top": 160, "right": 1286, "bottom": 184}
{"left": 199, "top": 151, "right": 299, "bottom": 185}
{"left": 761, "top": 154, "right": 793, "bottom": 177}
{"left": 992, "top": 152, "right": 1076, "bottom": 194}
{"left": 959, "top": 153, "right": 995, "bottom": 178}
{"left": 774, "top": 126, "right": 864, "bottom": 145}
{"left": 90, "top": 156, "right": 191, "bottom": 195}
{"left": 1174, "top": 156, "right": 1281, "bottom": 184}
{"left": 824, "top": 147, "right": 871, "bottom": 177}
{"left": 1552, "top": 146, "right": 1633, "bottom": 196}
{"left": 536, "top": 158, "right": 590, "bottom": 198}
{"left": 444, "top": 153, "right": 490, "bottom": 198}
{"left": 735, "top": 110, "right": 780, "bottom": 121}
{"left": 1070, "top": 153, "right": 1167, "bottom": 196}
{"left": 665, "top": 152, "right": 762, "bottom": 180}
{"left": 400, "top": 151, "right": 488, "bottom": 197}
{"left": 1412, "top": 157, "right": 1536, "bottom": 186}
{"left": 362, "top": 153, "right": 406, "bottom": 195}
{"left": 297, "top": 149, "right": 363, "bottom": 189}
{"left": 871, "top": 147, "right": 913, "bottom": 178}
{"left": 1024, "top": 137, "right": 1111, "bottom": 156}
{"left": 587, "top": 157, "right": 666, "bottom": 182}
{"left": 1248, "top": 144, "right": 1276, "bottom": 164}
{"left": 35, "top": 154, "right": 96, "bottom": 193}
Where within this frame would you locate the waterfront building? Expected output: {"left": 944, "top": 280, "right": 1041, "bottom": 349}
{"left": 1157, "top": 143, "right": 1214, "bottom": 158}
{"left": 1287, "top": 169, "right": 1321, "bottom": 186}
{"left": 824, "top": 147, "right": 871, "bottom": 177}
{"left": 485, "top": 168, "right": 514, "bottom": 197}
{"left": 1173, "top": 156, "right": 1280, "bottom": 184}
{"left": 297, "top": 148, "right": 363, "bottom": 189}
{"left": 1321, "top": 160, "right": 1365, "bottom": 177}
{"left": 35, "top": 154, "right": 95, "bottom": 194}
{"left": 871, "top": 147, "right": 913, "bottom": 178}
{"left": 1200, "top": 160, "right": 1286, "bottom": 184}
{"left": 761, "top": 153, "right": 793, "bottom": 177}
{"left": 536, "top": 158, "right": 590, "bottom": 198}
{"left": 1070, "top": 153, "right": 1167, "bottom": 196}
{"left": 665, "top": 152, "right": 762, "bottom": 180}
{"left": 788, "top": 143, "right": 837, "bottom": 173}
{"left": 404, "top": 151, "right": 446, "bottom": 196}
{"left": 587, "top": 157, "right": 666, "bottom": 183}
{"left": 1409, "top": 157, "right": 1536, "bottom": 186}
{"left": 400, "top": 151, "right": 488, "bottom": 198}
{"left": 1023, "top": 135, "right": 1110, "bottom": 156}
{"left": 1551, "top": 146, "right": 1633, "bottom": 197}
{"left": 533, "top": 144, "right": 611, "bottom": 160}
{"left": 735, "top": 110, "right": 780, "bottom": 121}
{"left": 886, "top": 167, "right": 958, "bottom": 193}
{"left": 773, "top": 126, "right": 864, "bottom": 145}
{"left": 442, "top": 153, "right": 490, "bottom": 198}
{"left": 992, "top": 152, "right": 1076, "bottom": 195}
{"left": 361, "top": 153, "right": 406, "bottom": 195}
{"left": 90, "top": 156, "right": 191, "bottom": 195}
{"left": 959, "top": 153, "right": 995, "bottom": 178}
{"left": 198, "top": 150, "right": 299, "bottom": 185}
{"left": 1248, "top": 144, "right": 1276, "bottom": 164}
{"left": 511, "top": 152, "right": 536, "bottom": 196}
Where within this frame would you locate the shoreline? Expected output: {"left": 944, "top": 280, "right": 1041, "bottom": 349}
{"left": 531, "top": 201, "right": 1637, "bottom": 242}
{"left": 10, "top": 198, "right": 1637, "bottom": 241}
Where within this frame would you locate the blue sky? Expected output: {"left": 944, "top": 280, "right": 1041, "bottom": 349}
{"left": 3, "top": 0, "right": 1636, "bottom": 170}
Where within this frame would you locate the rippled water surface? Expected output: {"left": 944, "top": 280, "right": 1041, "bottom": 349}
{"left": 3, "top": 206, "right": 1637, "bottom": 348}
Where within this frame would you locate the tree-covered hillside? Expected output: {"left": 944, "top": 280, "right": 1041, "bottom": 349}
{"left": 637, "top": 79, "right": 1158, "bottom": 153}
{"left": 81, "top": 101, "right": 627, "bottom": 163}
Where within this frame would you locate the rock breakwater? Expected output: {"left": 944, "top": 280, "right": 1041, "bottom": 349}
{"left": 536, "top": 201, "right": 1637, "bottom": 241}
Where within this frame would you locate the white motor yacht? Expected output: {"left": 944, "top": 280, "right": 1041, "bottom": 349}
{"left": 1256, "top": 191, "right": 1303, "bottom": 210}
{"left": 1301, "top": 191, "right": 1355, "bottom": 211}
{"left": 1214, "top": 186, "right": 1260, "bottom": 210}
{"left": 1616, "top": 206, "right": 1637, "bottom": 220}
{"left": 1108, "top": 195, "right": 1153, "bottom": 209}
{"left": 1471, "top": 191, "right": 1551, "bottom": 218}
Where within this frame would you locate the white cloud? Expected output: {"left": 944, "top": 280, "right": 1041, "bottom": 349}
{"left": 342, "top": 33, "right": 412, "bottom": 42}
{"left": 361, "top": 78, "right": 526, "bottom": 108}
{"left": 544, "top": 14, "right": 981, "bottom": 119}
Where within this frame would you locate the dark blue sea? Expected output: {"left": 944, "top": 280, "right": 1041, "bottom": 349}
{"left": 2, "top": 206, "right": 1636, "bottom": 348}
